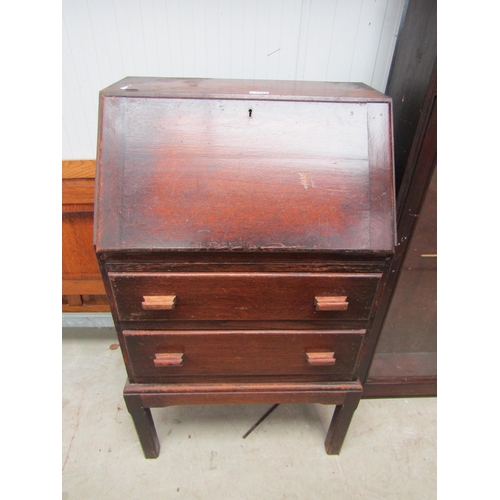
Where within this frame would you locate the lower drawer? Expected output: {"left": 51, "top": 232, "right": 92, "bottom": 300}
{"left": 122, "top": 329, "right": 364, "bottom": 381}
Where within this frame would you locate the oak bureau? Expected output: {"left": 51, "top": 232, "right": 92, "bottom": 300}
{"left": 94, "top": 77, "right": 396, "bottom": 458}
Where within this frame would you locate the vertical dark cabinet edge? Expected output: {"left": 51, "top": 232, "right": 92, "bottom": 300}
{"left": 363, "top": 67, "right": 437, "bottom": 397}
{"left": 362, "top": 0, "right": 437, "bottom": 397}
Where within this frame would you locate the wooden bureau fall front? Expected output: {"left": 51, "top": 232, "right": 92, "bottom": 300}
{"left": 94, "top": 77, "right": 396, "bottom": 458}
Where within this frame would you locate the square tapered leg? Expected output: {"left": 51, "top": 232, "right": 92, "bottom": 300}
{"left": 124, "top": 393, "right": 160, "bottom": 459}
{"left": 324, "top": 390, "right": 362, "bottom": 455}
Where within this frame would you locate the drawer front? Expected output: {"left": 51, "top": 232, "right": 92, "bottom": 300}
{"left": 109, "top": 272, "right": 381, "bottom": 321}
{"left": 123, "top": 330, "right": 364, "bottom": 379}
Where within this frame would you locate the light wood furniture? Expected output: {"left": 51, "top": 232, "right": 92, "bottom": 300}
{"left": 62, "top": 160, "right": 109, "bottom": 311}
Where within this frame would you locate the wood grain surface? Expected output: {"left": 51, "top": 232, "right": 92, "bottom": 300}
{"left": 109, "top": 272, "right": 381, "bottom": 322}
{"left": 62, "top": 179, "right": 95, "bottom": 205}
{"left": 95, "top": 80, "right": 395, "bottom": 253}
{"left": 123, "top": 329, "right": 364, "bottom": 381}
{"left": 62, "top": 160, "right": 96, "bottom": 179}
{"left": 94, "top": 78, "right": 397, "bottom": 457}
{"left": 101, "top": 77, "right": 391, "bottom": 102}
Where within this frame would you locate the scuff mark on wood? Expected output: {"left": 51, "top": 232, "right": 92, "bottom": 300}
{"left": 299, "top": 171, "right": 309, "bottom": 190}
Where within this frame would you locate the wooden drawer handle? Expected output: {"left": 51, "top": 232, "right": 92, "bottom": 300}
{"left": 314, "top": 296, "right": 348, "bottom": 311}
{"left": 142, "top": 295, "right": 177, "bottom": 310}
{"left": 306, "top": 352, "right": 336, "bottom": 365}
{"left": 154, "top": 352, "right": 184, "bottom": 367}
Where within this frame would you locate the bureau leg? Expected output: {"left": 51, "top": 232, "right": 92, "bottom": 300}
{"left": 124, "top": 394, "right": 160, "bottom": 459}
{"left": 324, "top": 391, "right": 362, "bottom": 455}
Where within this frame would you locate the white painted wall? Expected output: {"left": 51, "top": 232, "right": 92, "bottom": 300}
{"left": 62, "top": 0, "right": 405, "bottom": 159}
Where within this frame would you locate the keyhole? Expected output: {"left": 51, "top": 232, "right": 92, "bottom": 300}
{"left": 248, "top": 108, "right": 252, "bottom": 118}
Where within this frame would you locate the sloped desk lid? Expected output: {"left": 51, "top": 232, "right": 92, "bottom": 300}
{"left": 95, "top": 78, "right": 395, "bottom": 253}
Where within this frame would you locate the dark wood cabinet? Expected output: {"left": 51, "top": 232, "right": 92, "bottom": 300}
{"left": 364, "top": 0, "right": 437, "bottom": 397}
{"left": 366, "top": 164, "right": 436, "bottom": 395}
{"left": 95, "top": 77, "right": 396, "bottom": 457}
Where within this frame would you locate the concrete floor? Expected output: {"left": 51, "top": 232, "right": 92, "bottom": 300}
{"left": 62, "top": 327, "right": 436, "bottom": 500}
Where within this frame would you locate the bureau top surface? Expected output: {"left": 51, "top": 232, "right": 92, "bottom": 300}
{"left": 100, "top": 77, "right": 391, "bottom": 103}
{"left": 95, "top": 78, "right": 396, "bottom": 254}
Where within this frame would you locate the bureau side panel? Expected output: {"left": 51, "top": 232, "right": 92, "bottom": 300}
{"left": 95, "top": 96, "right": 126, "bottom": 251}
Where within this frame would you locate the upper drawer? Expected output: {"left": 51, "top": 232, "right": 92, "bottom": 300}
{"left": 109, "top": 272, "right": 381, "bottom": 322}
